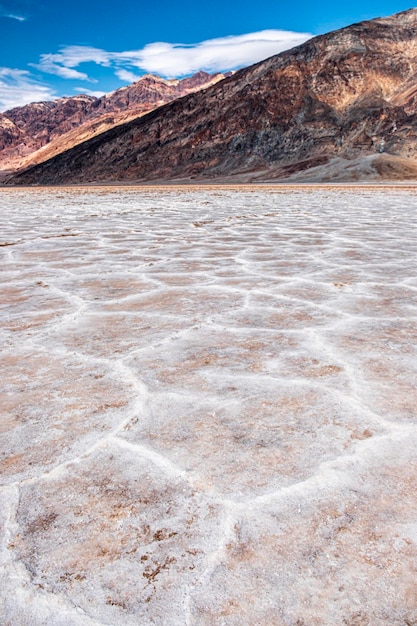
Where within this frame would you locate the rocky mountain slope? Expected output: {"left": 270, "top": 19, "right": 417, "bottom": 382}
{"left": 0, "top": 72, "right": 225, "bottom": 171}
{"left": 7, "top": 8, "right": 417, "bottom": 185}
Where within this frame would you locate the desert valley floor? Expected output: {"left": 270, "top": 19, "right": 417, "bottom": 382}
{"left": 1, "top": 185, "right": 417, "bottom": 625}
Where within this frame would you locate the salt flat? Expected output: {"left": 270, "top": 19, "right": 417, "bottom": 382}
{"left": 1, "top": 186, "right": 417, "bottom": 625}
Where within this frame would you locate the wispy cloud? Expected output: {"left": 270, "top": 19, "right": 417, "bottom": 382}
{"left": 0, "top": 67, "right": 55, "bottom": 111}
{"left": 122, "top": 30, "right": 313, "bottom": 77}
{"left": 0, "top": 1, "right": 27, "bottom": 21}
{"left": 3, "top": 12, "right": 25, "bottom": 20}
{"left": 115, "top": 69, "right": 142, "bottom": 83}
{"left": 32, "top": 46, "right": 111, "bottom": 81}
{"left": 32, "top": 60, "right": 91, "bottom": 81}
{"left": 74, "top": 87, "right": 107, "bottom": 98}
{"left": 34, "top": 30, "right": 313, "bottom": 82}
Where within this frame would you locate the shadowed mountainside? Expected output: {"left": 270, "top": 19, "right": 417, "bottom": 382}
{"left": 7, "top": 8, "right": 417, "bottom": 185}
{"left": 0, "top": 72, "right": 226, "bottom": 172}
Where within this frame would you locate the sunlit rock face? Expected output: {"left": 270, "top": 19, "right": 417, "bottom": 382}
{"left": 1, "top": 187, "right": 417, "bottom": 624}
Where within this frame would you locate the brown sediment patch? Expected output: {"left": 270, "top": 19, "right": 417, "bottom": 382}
{"left": 0, "top": 240, "right": 21, "bottom": 247}
{"left": 0, "top": 286, "right": 29, "bottom": 306}
{"left": 122, "top": 382, "right": 379, "bottom": 497}
{"left": 13, "top": 447, "right": 219, "bottom": 622}
{"left": 62, "top": 276, "right": 152, "bottom": 301}
{"left": 189, "top": 450, "right": 417, "bottom": 624}
{"left": 0, "top": 351, "right": 132, "bottom": 482}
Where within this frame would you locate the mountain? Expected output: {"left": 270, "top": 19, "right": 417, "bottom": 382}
{"left": 0, "top": 72, "right": 226, "bottom": 173}
{"left": 7, "top": 8, "right": 417, "bottom": 185}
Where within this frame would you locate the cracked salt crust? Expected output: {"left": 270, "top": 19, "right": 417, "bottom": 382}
{"left": 1, "top": 186, "right": 417, "bottom": 625}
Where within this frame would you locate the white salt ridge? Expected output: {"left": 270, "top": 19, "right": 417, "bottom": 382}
{"left": 1, "top": 187, "right": 417, "bottom": 624}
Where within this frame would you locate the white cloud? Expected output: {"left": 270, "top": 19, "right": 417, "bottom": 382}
{"left": 115, "top": 69, "right": 141, "bottom": 83}
{"left": 3, "top": 12, "right": 25, "bottom": 20}
{"left": 0, "top": 1, "right": 27, "bottom": 21}
{"left": 75, "top": 88, "right": 106, "bottom": 98}
{"left": 34, "top": 30, "right": 313, "bottom": 83}
{"left": 50, "top": 46, "right": 112, "bottom": 68}
{"left": 124, "top": 30, "right": 313, "bottom": 76}
{"left": 33, "top": 60, "right": 90, "bottom": 81}
{"left": 0, "top": 67, "right": 55, "bottom": 111}
{"left": 34, "top": 46, "right": 111, "bottom": 81}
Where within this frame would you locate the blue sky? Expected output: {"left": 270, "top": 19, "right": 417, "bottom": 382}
{"left": 0, "top": 0, "right": 414, "bottom": 110}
